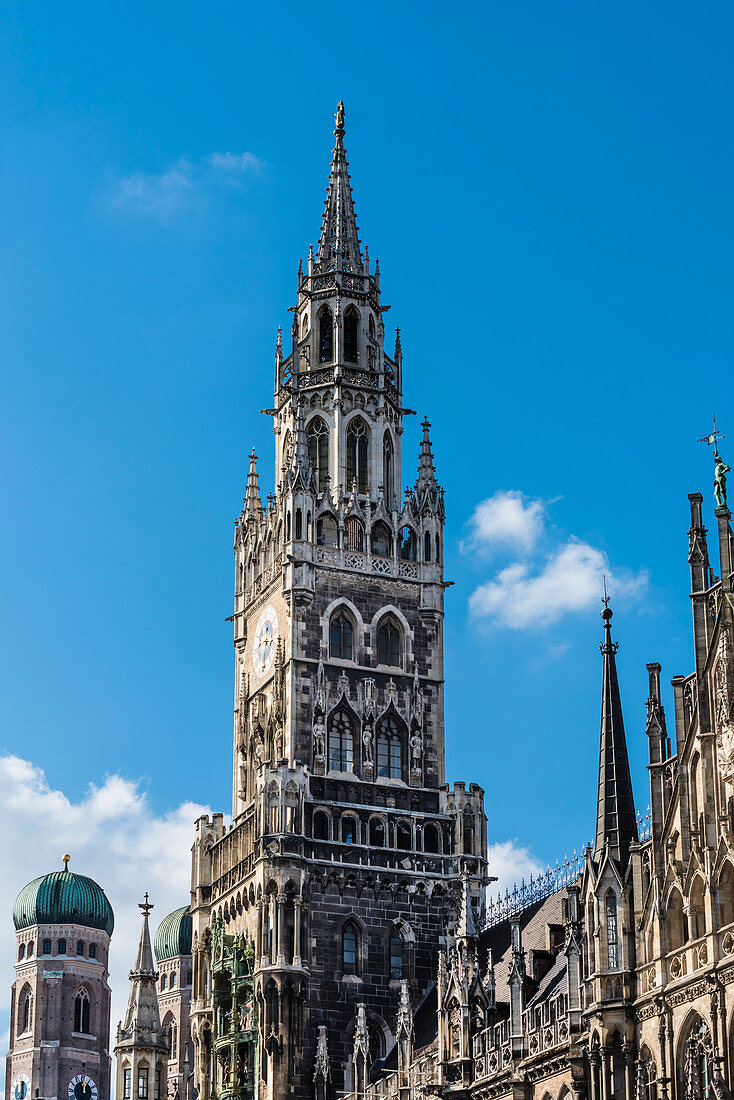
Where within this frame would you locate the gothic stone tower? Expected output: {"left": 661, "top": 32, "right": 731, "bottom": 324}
{"left": 189, "top": 103, "right": 488, "bottom": 1100}
{"left": 114, "top": 898, "right": 169, "bottom": 1100}
{"left": 6, "top": 859, "right": 114, "bottom": 1100}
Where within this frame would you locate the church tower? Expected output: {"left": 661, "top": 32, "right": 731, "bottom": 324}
{"left": 190, "top": 103, "right": 488, "bottom": 1100}
{"left": 114, "top": 898, "right": 169, "bottom": 1100}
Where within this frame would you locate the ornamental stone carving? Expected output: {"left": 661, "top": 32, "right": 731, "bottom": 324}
{"left": 716, "top": 630, "right": 734, "bottom": 783}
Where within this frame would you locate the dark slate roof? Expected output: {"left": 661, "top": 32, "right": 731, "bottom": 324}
{"left": 14, "top": 868, "right": 114, "bottom": 935}
{"left": 154, "top": 906, "right": 192, "bottom": 962}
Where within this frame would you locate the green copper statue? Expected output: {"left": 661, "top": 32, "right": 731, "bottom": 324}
{"left": 715, "top": 451, "right": 731, "bottom": 510}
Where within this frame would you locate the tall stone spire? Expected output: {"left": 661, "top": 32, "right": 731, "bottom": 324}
{"left": 593, "top": 594, "right": 637, "bottom": 867}
{"left": 244, "top": 449, "right": 261, "bottom": 517}
{"left": 316, "top": 101, "right": 363, "bottom": 271}
{"left": 415, "top": 417, "right": 438, "bottom": 491}
{"left": 114, "top": 896, "right": 169, "bottom": 1099}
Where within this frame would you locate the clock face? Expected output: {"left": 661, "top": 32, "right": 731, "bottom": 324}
{"left": 253, "top": 605, "right": 278, "bottom": 677}
{"left": 13, "top": 1074, "right": 31, "bottom": 1100}
{"left": 68, "top": 1075, "right": 97, "bottom": 1100}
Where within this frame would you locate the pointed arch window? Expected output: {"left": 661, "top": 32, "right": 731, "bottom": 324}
{"left": 344, "top": 306, "right": 359, "bottom": 363}
{"left": 390, "top": 930, "right": 404, "bottom": 979}
{"left": 377, "top": 714, "right": 403, "bottom": 779}
{"left": 329, "top": 611, "right": 354, "bottom": 660}
{"left": 319, "top": 307, "right": 333, "bottom": 363}
{"left": 344, "top": 517, "right": 364, "bottom": 552}
{"left": 606, "top": 893, "right": 619, "bottom": 970}
{"left": 18, "top": 985, "right": 32, "bottom": 1034}
{"left": 74, "top": 987, "right": 91, "bottom": 1034}
{"left": 328, "top": 709, "right": 354, "bottom": 772}
{"left": 399, "top": 526, "right": 417, "bottom": 561}
{"left": 346, "top": 419, "right": 369, "bottom": 495}
{"left": 424, "top": 532, "right": 431, "bottom": 561}
{"left": 89, "top": 944, "right": 97, "bottom": 960}
{"left": 377, "top": 619, "right": 401, "bottom": 667}
{"left": 342, "top": 921, "right": 359, "bottom": 975}
{"left": 680, "top": 1019, "right": 712, "bottom": 1100}
{"left": 307, "top": 417, "right": 329, "bottom": 493}
{"left": 371, "top": 521, "right": 392, "bottom": 557}
{"left": 58, "top": 939, "right": 66, "bottom": 955}
{"left": 317, "top": 512, "right": 338, "bottom": 548}
{"left": 382, "top": 433, "right": 393, "bottom": 508}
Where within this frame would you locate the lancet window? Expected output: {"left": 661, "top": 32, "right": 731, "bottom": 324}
{"left": 18, "top": 985, "right": 32, "bottom": 1034}
{"left": 307, "top": 417, "right": 329, "bottom": 492}
{"left": 371, "top": 521, "right": 392, "bottom": 557}
{"left": 377, "top": 619, "right": 401, "bottom": 667}
{"left": 606, "top": 893, "right": 619, "bottom": 970}
{"left": 390, "top": 930, "right": 404, "bottom": 979}
{"left": 383, "top": 433, "right": 393, "bottom": 508}
{"left": 680, "top": 1018, "right": 712, "bottom": 1100}
{"left": 344, "top": 517, "right": 364, "bottom": 552}
{"left": 344, "top": 306, "right": 359, "bottom": 363}
{"left": 328, "top": 709, "right": 354, "bottom": 772}
{"left": 74, "top": 987, "right": 91, "bottom": 1034}
{"left": 399, "top": 526, "right": 417, "bottom": 561}
{"left": 329, "top": 611, "right": 354, "bottom": 660}
{"left": 346, "top": 419, "right": 369, "bottom": 494}
{"left": 342, "top": 922, "right": 359, "bottom": 975}
{"left": 377, "top": 714, "right": 402, "bottom": 778}
{"left": 319, "top": 307, "right": 333, "bottom": 363}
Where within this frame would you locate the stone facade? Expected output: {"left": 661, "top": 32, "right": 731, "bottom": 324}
{"left": 188, "top": 102, "right": 488, "bottom": 1100}
{"left": 5, "top": 917, "right": 112, "bottom": 1100}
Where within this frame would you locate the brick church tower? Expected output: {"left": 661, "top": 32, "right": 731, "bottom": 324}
{"left": 189, "top": 102, "right": 488, "bottom": 1100}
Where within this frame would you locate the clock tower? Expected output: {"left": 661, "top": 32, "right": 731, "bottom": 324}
{"left": 189, "top": 103, "right": 488, "bottom": 1100}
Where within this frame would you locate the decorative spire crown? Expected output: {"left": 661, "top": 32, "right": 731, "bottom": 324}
{"left": 594, "top": 590, "right": 638, "bottom": 867}
{"left": 316, "top": 101, "right": 363, "bottom": 271}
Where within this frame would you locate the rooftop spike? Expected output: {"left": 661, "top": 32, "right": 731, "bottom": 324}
{"left": 415, "top": 417, "right": 438, "bottom": 490}
{"left": 244, "top": 448, "right": 261, "bottom": 517}
{"left": 593, "top": 592, "right": 638, "bottom": 867}
{"left": 456, "top": 868, "right": 476, "bottom": 940}
{"left": 116, "top": 896, "right": 167, "bottom": 1052}
{"left": 317, "top": 101, "right": 362, "bottom": 271}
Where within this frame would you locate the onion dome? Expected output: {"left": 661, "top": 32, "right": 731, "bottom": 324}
{"left": 13, "top": 856, "right": 114, "bottom": 935}
{"left": 154, "top": 906, "right": 192, "bottom": 962}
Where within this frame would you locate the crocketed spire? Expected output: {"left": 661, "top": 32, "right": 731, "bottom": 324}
{"left": 415, "top": 418, "right": 438, "bottom": 491}
{"left": 118, "top": 896, "right": 167, "bottom": 1050}
{"left": 316, "top": 101, "right": 363, "bottom": 271}
{"left": 594, "top": 595, "right": 638, "bottom": 868}
{"left": 244, "top": 448, "right": 261, "bottom": 517}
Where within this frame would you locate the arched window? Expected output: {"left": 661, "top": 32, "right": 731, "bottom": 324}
{"left": 463, "top": 811, "right": 474, "bottom": 853}
{"left": 295, "top": 508, "right": 303, "bottom": 539}
{"left": 168, "top": 1019, "right": 178, "bottom": 1060}
{"left": 18, "top": 944, "right": 25, "bottom": 961}
{"left": 679, "top": 1017, "right": 712, "bottom": 1100}
{"left": 377, "top": 714, "right": 403, "bottom": 778}
{"left": 58, "top": 939, "right": 67, "bottom": 955}
{"left": 313, "top": 810, "right": 330, "bottom": 840}
{"left": 316, "top": 513, "right": 338, "bottom": 548}
{"left": 344, "top": 306, "right": 359, "bottom": 363}
{"left": 424, "top": 823, "right": 440, "bottom": 853}
{"left": 399, "top": 526, "right": 417, "bottom": 561}
{"left": 328, "top": 709, "right": 354, "bottom": 772}
{"left": 369, "top": 819, "right": 385, "bottom": 846}
{"left": 301, "top": 313, "right": 308, "bottom": 337}
{"left": 396, "top": 822, "right": 412, "bottom": 850}
{"left": 424, "top": 532, "right": 431, "bottom": 561}
{"left": 345, "top": 517, "right": 364, "bottom": 552}
{"left": 690, "top": 877, "right": 706, "bottom": 939}
{"left": 18, "top": 985, "right": 32, "bottom": 1034}
{"left": 281, "top": 430, "right": 292, "bottom": 471}
{"left": 719, "top": 862, "right": 734, "bottom": 926}
{"left": 341, "top": 816, "right": 357, "bottom": 844}
{"left": 390, "top": 930, "right": 404, "bottom": 979}
{"left": 27, "top": 942, "right": 33, "bottom": 957}
{"left": 170, "top": 972, "right": 176, "bottom": 989}
{"left": 638, "top": 1048, "right": 658, "bottom": 1100}
{"left": 342, "top": 922, "right": 359, "bottom": 975}
{"left": 329, "top": 612, "right": 354, "bottom": 660}
{"left": 377, "top": 619, "right": 401, "bottom": 667}
{"left": 319, "top": 307, "right": 333, "bottom": 363}
{"left": 383, "top": 433, "right": 393, "bottom": 507}
{"left": 668, "top": 887, "right": 687, "bottom": 951}
{"left": 74, "top": 987, "right": 91, "bottom": 1034}
{"left": 307, "top": 417, "right": 329, "bottom": 493}
{"left": 43, "top": 940, "right": 51, "bottom": 955}
{"left": 76, "top": 940, "right": 84, "bottom": 956}
{"left": 435, "top": 533, "right": 440, "bottom": 562}
{"left": 346, "top": 419, "right": 369, "bottom": 494}
{"left": 371, "top": 521, "right": 392, "bottom": 557}
{"left": 369, "top": 313, "right": 376, "bottom": 337}
{"left": 89, "top": 944, "right": 97, "bottom": 960}
{"left": 606, "top": 893, "right": 619, "bottom": 970}
{"left": 160, "top": 974, "right": 167, "bottom": 991}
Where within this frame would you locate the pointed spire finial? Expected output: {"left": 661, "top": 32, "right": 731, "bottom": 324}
{"left": 415, "top": 417, "right": 438, "bottom": 491}
{"left": 317, "top": 103, "right": 362, "bottom": 270}
{"left": 594, "top": 600, "right": 637, "bottom": 867}
{"left": 244, "top": 448, "right": 262, "bottom": 517}
{"left": 139, "top": 893, "right": 153, "bottom": 917}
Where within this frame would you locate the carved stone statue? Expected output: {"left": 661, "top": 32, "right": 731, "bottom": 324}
{"left": 410, "top": 730, "right": 423, "bottom": 771}
{"left": 715, "top": 452, "right": 731, "bottom": 510}
{"left": 335, "top": 101, "right": 345, "bottom": 130}
{"left": 362, "top": 722, "right": 373, "bottom": 764}
{"left": 313, "top": 717, "right": 326, "bottom": 758}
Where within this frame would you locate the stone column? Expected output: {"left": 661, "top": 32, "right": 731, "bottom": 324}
{"left": 276, "top": 894, "right": 286, "bottom": 967}
{"left": 623, "top": 1044, "right": 634, "bottom": 1100}
{"left": 589, "top": 1051, "right": 600, "bottom": 1100}
{"left": 293, "top": 899, "right": 303, "bottom": 968}
{"left": 601, "top": 1048, "right": 610, "bottom": 1100}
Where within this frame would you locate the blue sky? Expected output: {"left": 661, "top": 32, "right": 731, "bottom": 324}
{"left": 1, "top": 0, "right": 732, "bottom": 915}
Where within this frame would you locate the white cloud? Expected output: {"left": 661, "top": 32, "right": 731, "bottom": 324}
{"left": 486, "top": 839, "right": 544, "bottom": 897}
{"left": 0, "top": 756, "right": 214, "bottom": 1091}
{"left": 109, "top": 150, "right": 265, "bottom": 219}
{"left": 465, "top": 490, "right": 546, "bottom": 554}
{"left": 469, "top": 537, "right": 647, "bottom": 628}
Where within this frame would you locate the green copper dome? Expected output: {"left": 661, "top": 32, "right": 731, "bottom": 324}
{"left": 154, "top": 906, "right": 192, "bottom": 962}
{"left": 13, "top": 860, "right": 114, "bottom": 935}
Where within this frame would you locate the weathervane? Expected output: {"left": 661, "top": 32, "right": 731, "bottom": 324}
{"left": 698, "top": 415, "right": 730, "bottom": 511}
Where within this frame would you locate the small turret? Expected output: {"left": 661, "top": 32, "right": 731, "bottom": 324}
{"left": 243, "top": 449, "right": 261, "bottom": 518}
